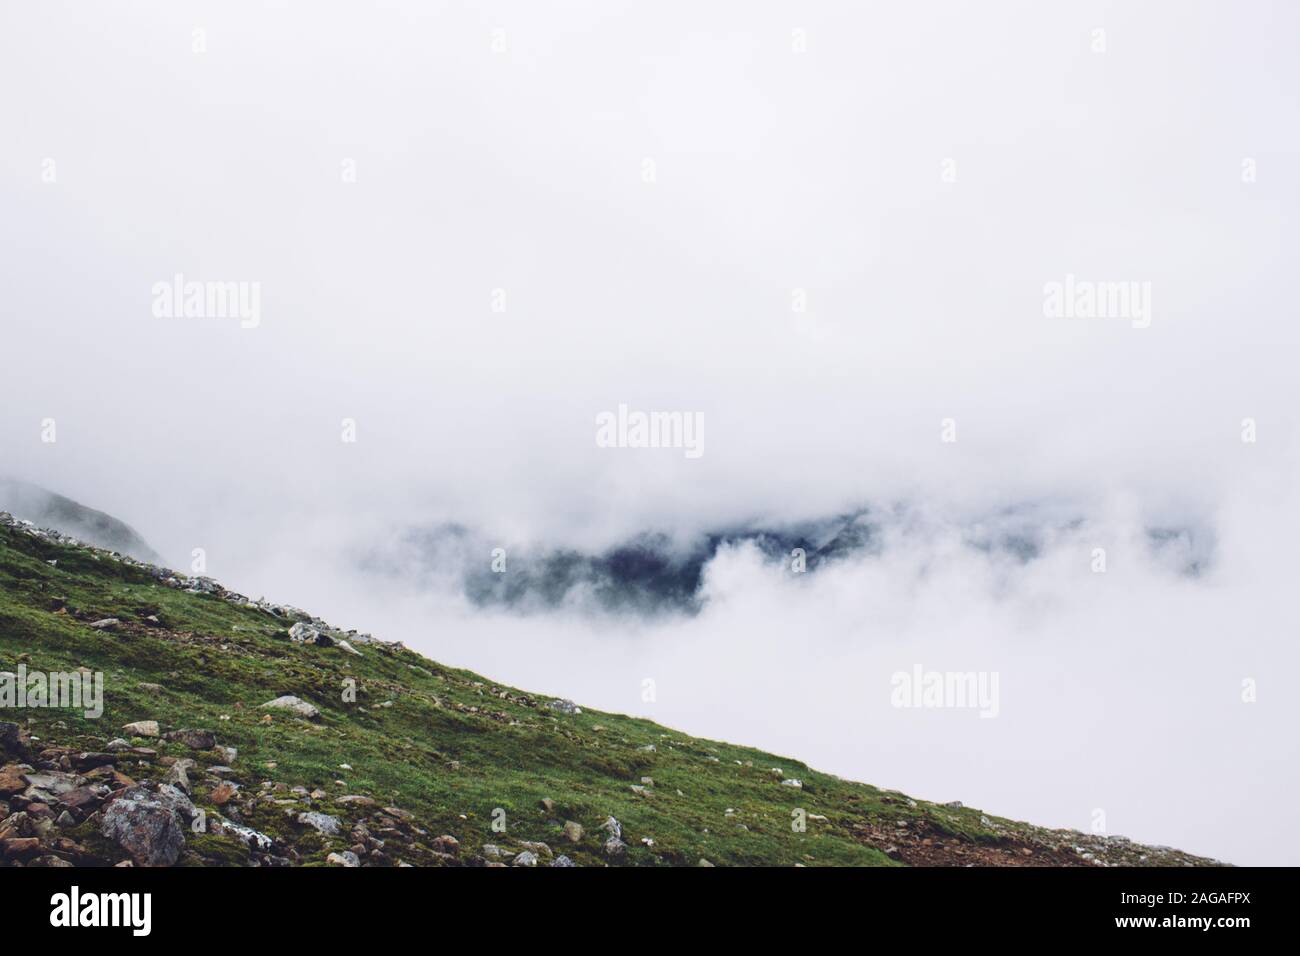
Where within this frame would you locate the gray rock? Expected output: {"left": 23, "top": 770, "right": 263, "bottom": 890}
{"left": 326, "top": 850, "right": 360, "bottom": 867}
{"left": 601, "top": 817, "right": 628, "bottom": 857}
{"left": 562, "top": 820, "right": 583, "bottom": 843}
{"left": 21, "top": 770, "right": 81, "bottom": 796}
{"left": 288, "top": 622, "right": 334, "bottom": 647}
{"left": 297, "top": 811, "right": 340, "bottom": 835}
{"left": 121, "top": 720, "right": 160, "bottom": 738}
{"left": 512, "top": 850, "right": 539, "bottom": 867}
{"left": 551, "top": 855, "right": 575, "bottom": 867}
{"left": 163, "top": 759, "right": 194, "bottom": 792}
{"left": 260, "top": 695, "right": 320, "bottom": 719}
{"left": 210, "top": 816, "right": 273, "bottom": 850}
{"left": 101, "top": 785, "right": 195, "bottom": 867}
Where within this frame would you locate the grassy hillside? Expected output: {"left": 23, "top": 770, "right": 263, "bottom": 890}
{"left": 0, "top": 515, "right": 1223, "bottom": 868}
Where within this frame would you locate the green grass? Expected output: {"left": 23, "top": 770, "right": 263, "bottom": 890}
{"left": 0, "top": 521, "right": 1020, "bottom": 867}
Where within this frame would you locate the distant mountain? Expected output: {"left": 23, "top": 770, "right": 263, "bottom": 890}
{"left": 362, "top": 506, "right": 1212, "bottom": 615}
{"left": 0, "top": 478, "right": 160, "bottom": 563}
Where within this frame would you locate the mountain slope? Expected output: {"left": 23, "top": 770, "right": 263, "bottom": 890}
{"left": 0, "top": 512, "right": 1224, "bottom": 868}
{"left": 0, "top": 479, "right": 161, "bottom": 563}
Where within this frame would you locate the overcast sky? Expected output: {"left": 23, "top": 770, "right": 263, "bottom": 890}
{"left": 2, "top": 1, "right": 1298, "bottom": 864}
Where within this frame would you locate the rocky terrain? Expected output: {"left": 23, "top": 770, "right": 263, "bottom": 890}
{"left": 0, "top": 511, "right": 1226, "bottom": 868}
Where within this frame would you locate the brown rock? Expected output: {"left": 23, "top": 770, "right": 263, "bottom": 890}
{"left": 430, "top": 834, "right": 460, "bottom": 855}
{"left": 73, "top": 752, "right": 117, "bottom": 771}
{"left": 164, "top": 729, "right": 216, "bottom": 750}
{"left": 57, "top": 787, "right": 103, "bottom": 810}
{"left": 1, "top": 836, "right": 41, "bottom": 859}
{"left": 336, "top": 795, "right": 377, "bottom": 808}
{"left": 0, "top": 764, "right": 27, "bottom": 797}
{"left": 84, "top": 766, "right": 137, "bottom": 791}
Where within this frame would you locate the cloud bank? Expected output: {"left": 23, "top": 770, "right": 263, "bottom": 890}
{"left": 1, "top": 1, "right": 1297, "bottom": 863}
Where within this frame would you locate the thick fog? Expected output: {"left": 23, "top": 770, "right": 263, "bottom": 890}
{"left": 2, "top": 2, "right": 1297, "bottom": 863}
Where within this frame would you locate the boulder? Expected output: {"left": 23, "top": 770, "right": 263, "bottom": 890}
{"left": 101, "top": 785, "right": 195, "bottom": 866}
{"left": 122, "top": 720, "right": 160, "bottom": 738}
